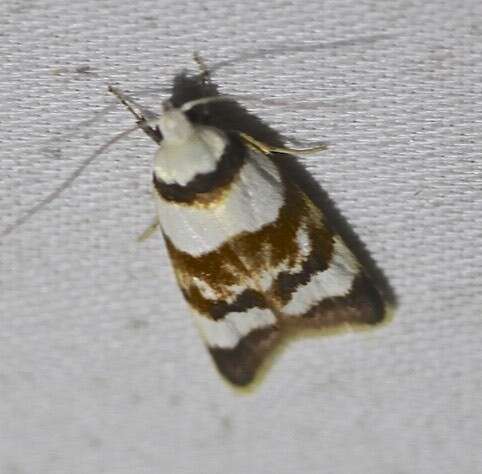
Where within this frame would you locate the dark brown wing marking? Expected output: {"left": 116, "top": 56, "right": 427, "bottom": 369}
{"left": 208, "top": 326, "right": 280, "bottom": 386}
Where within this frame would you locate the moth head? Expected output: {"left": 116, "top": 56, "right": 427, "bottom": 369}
{"left": 157, "top": 95, "right": 231, "bottom": 144}
{"left": 158, "top": 100, "right": 194, "bottom": 144}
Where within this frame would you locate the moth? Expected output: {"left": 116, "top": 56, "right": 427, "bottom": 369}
{"left": 110, "top": 59, "right": 387, "bottom": 386}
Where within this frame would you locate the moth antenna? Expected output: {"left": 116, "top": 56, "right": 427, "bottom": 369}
{"left": 33, "top": 86, "right": 166, "bottom": 150}
{"left": 111, "top": 88, "right": 352, "bottom": 115}
{"left": 1, "top": 125, "right": 138, "bottom": 238}
{"left": 104, "top": 85, "right": 170, "bottom": 103}
{"left": 31, "top": 103, "right": 118, "bottom": 151}
{"left": 108, "top": 85, "right": 158, "bottom": 122}
{"left": 180, "top": 95, "right": 234, "bottom": 113}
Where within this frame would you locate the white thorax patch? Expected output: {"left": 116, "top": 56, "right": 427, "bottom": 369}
{"left": 154, "top": 108, "right": 227, "bottom": 186}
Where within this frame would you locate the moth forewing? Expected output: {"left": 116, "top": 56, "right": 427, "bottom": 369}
{"left": 111, "top": 68, "right": 388, "bottom": 386}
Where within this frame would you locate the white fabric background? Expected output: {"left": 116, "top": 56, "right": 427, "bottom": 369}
{"left": 1, "top": 0, "right": 481, "bottom": 473}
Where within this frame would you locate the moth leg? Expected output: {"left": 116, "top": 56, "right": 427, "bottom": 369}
{"left": 239, "top": 132, "right": 327, "bottom": 156}
{"left": 271, "top": 143, "right": 328, "bottom": 156}
{"left": 137, "top": 218, "right": 160, "bottom": 242}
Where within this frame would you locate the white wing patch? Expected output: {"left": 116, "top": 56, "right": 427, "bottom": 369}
{"left": 296, "top": 224, "right": 312, "bottom": 259}
{"left": 282, "top": 237, "right": 360, "bottom": 316}
{"left": 192, "top": 276, "right": 220, "bottom": 300}
{"left": 193, "top": 308, "right": 277, "bottom": 349}
{"left": 157, "top": 149, "right": 284, "bottom": 255}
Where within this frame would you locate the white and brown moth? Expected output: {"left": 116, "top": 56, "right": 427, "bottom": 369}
{"left": 110, "top": 62, "right": 388, "bottom": 386}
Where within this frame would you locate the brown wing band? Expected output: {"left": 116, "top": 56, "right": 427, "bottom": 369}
{"left": 182, "top": 287, "right": 268, "bottom": 321}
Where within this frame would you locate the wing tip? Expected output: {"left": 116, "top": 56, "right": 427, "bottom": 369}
{"left": 208, "top": 325, "right": 280, "bottom": 386}
{"left": 353, "top": 272, "right": 387, "bottom": 325}
{"left": 206, "top": 273, "right": 390, "bottom": 386}
{"left": 284, "top": 272, "right": 389, "bottom": 329}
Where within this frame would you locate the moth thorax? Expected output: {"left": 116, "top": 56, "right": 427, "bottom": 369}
{"left": 159, "top": 109, "right": 194, "bottom": 144}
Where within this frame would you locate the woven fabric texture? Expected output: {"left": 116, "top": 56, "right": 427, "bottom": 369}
{"left": 1, "top": 0, "right": 481, "bottom": 473}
